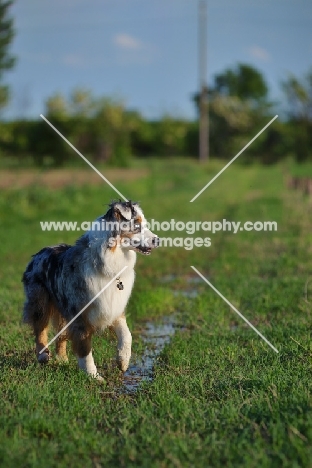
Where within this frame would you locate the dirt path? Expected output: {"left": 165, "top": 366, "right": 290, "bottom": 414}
{"left": 0, "top": 168, "right": 149, "bottom": 189}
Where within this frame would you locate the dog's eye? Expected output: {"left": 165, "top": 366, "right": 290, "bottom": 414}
{"left": 133, "top": 223, "right": 141, "bottom": 231}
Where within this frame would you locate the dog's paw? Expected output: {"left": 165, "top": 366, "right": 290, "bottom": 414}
{"left": 86, "top": 372, "right": 104, "bottom": 382}
{"left": 37, "top": 350, "right": 50, "bottom": 364}
{"left": 94, "top": 373, "right": 105, "bottom": 382}
{"left": 117, "top": 351, "right": 131, "bottom": 372}
{"left": 55, "top": 355, "right": 69, "bottom": 364}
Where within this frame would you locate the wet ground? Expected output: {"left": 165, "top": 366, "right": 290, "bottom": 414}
{"left": 121, "top": 275, "right": 203, "bottom": 394}
{"left": 160, "top": 274, "right": 203, "bottom": 299}
{"left": 122, "top": 316, "right": 180, "bottom": 394}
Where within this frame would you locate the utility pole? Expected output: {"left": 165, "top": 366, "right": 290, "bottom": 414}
{"left": 198, "top": 0, "right": 209, "bottom": 162}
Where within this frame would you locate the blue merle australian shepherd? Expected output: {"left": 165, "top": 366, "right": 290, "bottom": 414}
{"left": 22, "top": 201, "right": 159, "bottom": 381}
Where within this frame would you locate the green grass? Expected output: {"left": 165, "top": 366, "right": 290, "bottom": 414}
{"left": 1, "top": 157, "right": 312, "bottom": 467}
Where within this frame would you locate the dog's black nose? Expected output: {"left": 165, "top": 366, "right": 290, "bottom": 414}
{"left": 152, "top": 237, "right": 160, "bottom": 247}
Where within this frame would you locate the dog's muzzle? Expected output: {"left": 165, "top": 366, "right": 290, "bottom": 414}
{"left": 135, "top": 236, "right": 160, "bottom": 255}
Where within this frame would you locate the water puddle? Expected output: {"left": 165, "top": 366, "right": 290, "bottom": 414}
{"left": 122, "top": 316, "right": 181, "bottom": 394}
{"left": 121, "top": 276, "right": 202, "bottom": 394}
{"left": 159, "top": 273, "right": 205, "bottom": 299}
{"left": 159, "top": 274, "right": 178, "bottom": 283}
{"left": 173, "top": 289, "right": 198, "bottom": 299}
{"left": 159, "top": 274, "right": 204, "bottom": 286}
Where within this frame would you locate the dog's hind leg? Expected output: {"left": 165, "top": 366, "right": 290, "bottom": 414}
{"left": 52, "top": 310, "right": 68, "bottom": 363}
{"left": 23, "top": 285, "right": 51, "bottom": 364}
{"left": 111, "top": 312, "right": 132, "bottom": 372}
{"left": 70, "top": 319, "right": 103, "bottom": 381}
{"left": 35, "top": 327, "right": 50, "bottom": 363}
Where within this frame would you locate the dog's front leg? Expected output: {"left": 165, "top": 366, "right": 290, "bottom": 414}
{"left": 71, "top": 323, "right": 103, "bottom": 381}
{"left": 111, "top": 313, "right": 132, "bottom": 372}
{"left": 77, "top": 351, "right": 103, "bottom": 382}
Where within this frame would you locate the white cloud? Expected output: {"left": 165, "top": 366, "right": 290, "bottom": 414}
{"left": 112, "top": 33, "right": 158, "bottom": 66}
{"left": 249, "top": 46, "right": 270, "bottom": 62}
{"left": 113, "top": 33, "right": 143, "bottom": 50}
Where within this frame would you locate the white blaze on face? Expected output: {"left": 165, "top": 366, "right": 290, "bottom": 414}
{"left": 133, "top": 208, "right": 156, "bottom": 249}
{"left": 141, "top": 224, "right": 156, "bottom": 248}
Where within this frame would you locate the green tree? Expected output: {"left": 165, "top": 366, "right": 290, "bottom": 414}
{"left": 42, "top": 90, "right": 135, "bottom": 166}
{"left": 92, "top": 96, "right": 132, "bottom": 165}
{"left": 282, "top": 70, "right": 312, "bottom": 161}
{"left": 282, "top": 70, "right": 312, "bottom": 120}
{"left": 192, "top": 64, "right": 275, "bottom": 159}
{"left": 215, "top": 65, "right": 269, "bottom": 156}
{"left": 0, "top": 0, "right": 16, "bottom": 110}
{"left": 154, "top": 114, "right": 189, "bottom": 156}
{"left": 45, "top": 93, "right": 68, "bottom": 119}
{"left": 213, "top": 63, "right": 268, "bottom": 102}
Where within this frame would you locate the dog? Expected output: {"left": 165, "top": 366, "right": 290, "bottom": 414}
{"left": 22, "top": 201, "right": 159, "bottom": 380}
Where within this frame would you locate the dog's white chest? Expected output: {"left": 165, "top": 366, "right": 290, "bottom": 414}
{"left": 87, "top": 267, "right": 135, "bottom": 329}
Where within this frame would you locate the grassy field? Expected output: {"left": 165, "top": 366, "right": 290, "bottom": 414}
{"left": 0, "top": 157, "right": 312, "bottom": 467}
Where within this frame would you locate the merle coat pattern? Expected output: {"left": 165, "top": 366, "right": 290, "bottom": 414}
{"left": 22, "top": 201, "right": 159, "bottom": 380}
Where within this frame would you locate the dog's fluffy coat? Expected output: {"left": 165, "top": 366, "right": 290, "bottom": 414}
{"left": 22, "top": 201, "right": 158, "bottom": 380}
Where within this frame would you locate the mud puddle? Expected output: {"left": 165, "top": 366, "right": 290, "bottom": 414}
{"left": 122, "top": 316, "right": 181, "bottom": 394}
{"left": 159, "top": 274, "right": 204, "bottom": 299}
{"left": 122, "top": 275, "right": 202, "bottom": 394}
{"left": 173, "top": 290, "right": 198, "bottom": 299}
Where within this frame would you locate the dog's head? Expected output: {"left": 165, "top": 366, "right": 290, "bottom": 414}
{"left": 104, "top": 200, "right": 159, "bottom": 255}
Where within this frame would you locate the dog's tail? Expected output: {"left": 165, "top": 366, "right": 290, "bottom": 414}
{"left": 22, "top": 252, "right": 51, "bottom": 323}
{"left": 22, "top": 280, "right": 51, "bottom": 326}
{"left": 22, "top": 277, "right": 54, "bottom": 363}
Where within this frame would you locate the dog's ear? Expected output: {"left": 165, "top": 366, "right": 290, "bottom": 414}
{"left": 114, "top": 203, "right": 133, "bottom": 221}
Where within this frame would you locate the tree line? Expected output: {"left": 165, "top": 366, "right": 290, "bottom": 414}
{"left": 0, "top": 1, "right": 311, "bottom": 166}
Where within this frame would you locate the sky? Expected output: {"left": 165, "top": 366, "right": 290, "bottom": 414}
{"left": 3, "top": 0, "right": 312, "bottom": 120}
